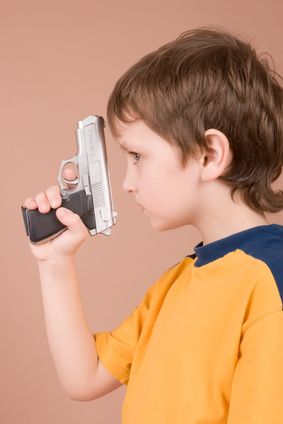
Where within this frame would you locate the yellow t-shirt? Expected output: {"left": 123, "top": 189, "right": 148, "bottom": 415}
{"left": 94, "top": 224, "right": 283, "bottom": 423}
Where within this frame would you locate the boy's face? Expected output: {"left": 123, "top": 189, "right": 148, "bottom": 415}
{"left": 115, "top": 118, "right": 201, "bottom": 231}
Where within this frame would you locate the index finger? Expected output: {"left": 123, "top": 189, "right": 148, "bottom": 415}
{"left": 62, "top": 167, "right": 79, "bottom": 189}
{"left": 63, "top": 167, "right": 77, "bottom": 182}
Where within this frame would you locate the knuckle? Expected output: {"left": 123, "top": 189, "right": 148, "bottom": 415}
{"left": 45, "top": 186, "right": 61, "bottom": 206}
{"left": 35, "top": 192, "right": 46, "bottom": 202}
{"left": 24, "top": 198, "right": 32, "bottom": 207}
{"left": 34, "top": 192, "right": 50, "bottom": 212}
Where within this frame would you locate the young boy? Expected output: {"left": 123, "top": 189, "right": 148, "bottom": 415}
{"left": 23, "top": 27, "right": 283, "bottom": 423}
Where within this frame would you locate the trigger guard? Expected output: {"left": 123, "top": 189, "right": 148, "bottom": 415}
{"left": 58, "top": 156, "right": 79, "bottom": 191}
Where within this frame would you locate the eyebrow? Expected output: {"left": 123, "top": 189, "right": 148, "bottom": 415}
{"left": 118, "top": 140, "right": 131, "bottom": 151}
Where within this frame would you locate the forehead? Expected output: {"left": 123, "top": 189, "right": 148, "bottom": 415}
{"left": 114, "top": 118, "right": 149, "bottom": 150}
{"left": 113, "top": 118, "right": 168, "bottom": 147}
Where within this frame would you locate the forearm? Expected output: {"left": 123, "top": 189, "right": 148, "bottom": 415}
{"left": 37, "top": 257, "right": 98, "bottom": 399}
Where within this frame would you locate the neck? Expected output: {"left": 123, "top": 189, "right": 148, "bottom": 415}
{"left": 192, "top": 183, "right": 269, "bottom": 246}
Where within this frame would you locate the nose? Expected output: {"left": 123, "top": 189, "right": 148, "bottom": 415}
{"left": 122, "top": 169, "right": 137, "bottom": 193}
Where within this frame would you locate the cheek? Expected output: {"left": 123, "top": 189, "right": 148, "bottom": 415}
{"left": 142, "top": 176, "right": 180, "bottom": 212}
{"left": 140, "top": 171, "right": 166, "bottom": 198}
{"left": 139, "top": 162, "right": 194, "bottom": 210}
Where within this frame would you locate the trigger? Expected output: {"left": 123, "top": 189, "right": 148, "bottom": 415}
{"left": 62, "top": 177, "right": 79, "bottom": 185}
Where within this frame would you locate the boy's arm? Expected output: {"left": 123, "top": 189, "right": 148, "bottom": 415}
{"left": 227, "top": 311, "right": 283, "bottom": 423}
{"left": 24, "top": 181, "right": 123, "bottom": 401}
{"left": 38, "top": 258, "right": 122, "bottom": 400}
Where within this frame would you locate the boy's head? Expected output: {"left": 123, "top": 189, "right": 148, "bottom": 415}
{"left": 106, "top": 26, "right": 283, "bottom": 225}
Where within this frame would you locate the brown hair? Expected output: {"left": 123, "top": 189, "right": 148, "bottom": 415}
{"left": 107, "top": 26, "right": 283, "bottom": 213}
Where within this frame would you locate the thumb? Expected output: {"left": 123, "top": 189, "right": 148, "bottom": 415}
{"left": 56, "top": 207, "right": 88, "bottom": 236}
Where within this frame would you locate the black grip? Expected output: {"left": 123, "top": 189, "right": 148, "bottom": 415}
{"left": 21, "top": 190, "right": 96, "bottom": 244}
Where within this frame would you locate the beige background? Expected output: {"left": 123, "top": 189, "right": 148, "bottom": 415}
{"left": 1, "top": 0, "right": 283, "bottom": 423}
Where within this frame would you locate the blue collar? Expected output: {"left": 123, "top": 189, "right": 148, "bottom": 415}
{"left": 189, "top": 224, "right": 283, "bottom": 268}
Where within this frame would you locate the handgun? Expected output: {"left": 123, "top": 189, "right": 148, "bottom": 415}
{"left": 21, "top": 115, "right": 118, "bottom": 244}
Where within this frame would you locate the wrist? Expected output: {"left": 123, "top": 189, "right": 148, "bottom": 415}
{"left": 37, "top": 256, "right": 75, "bottom": 270}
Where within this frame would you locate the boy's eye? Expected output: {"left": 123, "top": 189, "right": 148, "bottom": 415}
{"left": 129, "top": 152, "right": 141, "bottom": 162}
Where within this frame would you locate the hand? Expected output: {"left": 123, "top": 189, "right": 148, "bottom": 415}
{"left": 23, "top": 168, "right": 90, "bottom": 263}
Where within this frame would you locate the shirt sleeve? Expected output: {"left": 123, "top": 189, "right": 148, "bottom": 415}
{"left": 93, "top": 282, "right": 157, "bottom": 385}
{"left": 227, "top": 311, "right": 283, "bottom": 423}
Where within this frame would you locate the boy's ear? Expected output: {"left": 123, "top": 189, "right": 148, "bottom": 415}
{"left": 200, "top": 129, "right": 233, "bottom": 181}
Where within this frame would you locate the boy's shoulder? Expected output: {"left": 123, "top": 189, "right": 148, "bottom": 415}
{"left": 184, "top": 225, "right": 283, "bottom": 327}
{"left": 179, "top": 224, "right": 283, "bottom": 301}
